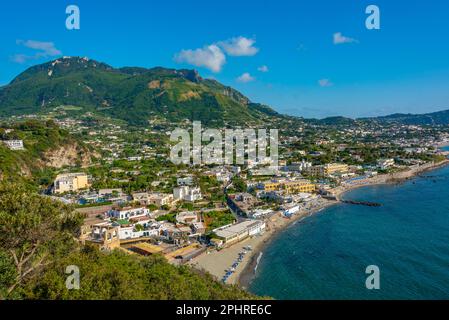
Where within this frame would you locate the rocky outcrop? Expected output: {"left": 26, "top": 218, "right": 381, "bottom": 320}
{"left": 43, "top": 143, "right": 96, "bottom": 168}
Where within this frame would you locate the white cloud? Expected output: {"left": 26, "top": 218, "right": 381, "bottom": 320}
{"left": 174, "top": 36, "right": 259, "bottom": 72}
{"left": 12, "top": 40, "right": 62, "bottom": 63}
{"left": 218, "top": 36, "right": 259, "bottom": 56}
{"left": 237, "top": 72, "right": 255, "bottom": 83}
{"left": 318, "top": 79, "right": 333, "bottom": 87}
{"left": 174, "top": 44, "right": 226, "bottom": 73}
{"left": 17, "top": 40, "right": 62, "bottom": 56}
{"left": 257, "top": 65, "right": 269, "bottom": 72}
{"left": 11, "top": 54, "right": 29, "bottom": 64}
{"left": 333, "top": 32, "right": 358, "bottom": 45}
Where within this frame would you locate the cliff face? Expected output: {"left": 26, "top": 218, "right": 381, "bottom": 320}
{"left": 0, "top": 142, "right": 96, "bottom": 181}
{"left": 0, "top": 121, "right": 96, "bottom": 181}
{"left": 43, "top": 143, "right": 96, "bottom": 168}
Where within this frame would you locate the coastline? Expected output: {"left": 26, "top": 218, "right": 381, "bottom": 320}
{"left": 437, "top": 141, "right": 449, "bottom": 148}
{"left": 237, "top": 198, "right": 336, "bottom": 289}
{"left": 188, "top": 159, "right": 449, "bottom": 290}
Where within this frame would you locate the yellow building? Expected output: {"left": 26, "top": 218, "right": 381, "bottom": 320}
{"left": 54, "top": 172, "right": 89, "bottom": 194}
{"left": 262, "top": 180, "right": 316, "bottom": 194}
{"left": 282, "top": 180, "right": 316, "bottom": 194}
{"left": 263, "top": 181, "right": 281, "bottom": 192}
{"left": 307, "top": 163, "right": 349, "bottom": 176}
{"left": 83, "top": 224, "right": 120, "bottom": 251}
{"left": 324, "top": 163, "right": 349, "bottom": 175}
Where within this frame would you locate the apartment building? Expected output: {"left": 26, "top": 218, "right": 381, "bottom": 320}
{"left": 108, "top": 207, "right": 150, "bottom": 220}
{"left": 173, "top": 186, "right": 202, "bottom": 202}
{"left": 260, "top": 179, "right": 316, "bottom": 194}
{"left": 53, "top": 173, "right": 89, "bottom": 194}
{"left": 307, "top": 163, "right": 349, "bottom": 176}
{"left": 132, "top": 192, "right": 174, "bottom": 206}
{"left": 148, "top": 193, "right": 174, "bottom": 206}
{"left": 377, "top": 158, "right": 395, "bottom": 170}
{"left": 227, "top": 193, "right": 257, "bottom": 216}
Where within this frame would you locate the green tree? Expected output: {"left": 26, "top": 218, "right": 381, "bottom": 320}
{"left": 23, "top": 246, "right": 258, "bottom": 300}
{"left": 231, "top": 176, "right": 247, "bottom": 193}
{"left": 0, "top": 182, "right": 83, "bottom": 298}
{"left": 0, "top": 250, "right": 17, "bottom": 299}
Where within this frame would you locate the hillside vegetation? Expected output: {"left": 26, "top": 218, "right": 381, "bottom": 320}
{"left": 0, "top": 120, "right": 92, "bottom": 184}
{"left": 0, "top": 182, "right": 259, "bottom": 300}
{"left": 0, "top": 57, "right": 279, "bottom": 127}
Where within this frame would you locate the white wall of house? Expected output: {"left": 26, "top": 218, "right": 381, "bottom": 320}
{"left": 109, "top": 207, "right": 150, "bottom": 220}
{"left": 248, "top": 221, "right": 266, "bottom": 236}
{"left": 118, "top": 226, "right": 159, "bottom": 240}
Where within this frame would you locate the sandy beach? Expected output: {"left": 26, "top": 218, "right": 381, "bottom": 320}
{"left": 188, "top": 197, "right": 336, "bottom": 287}
{"left": 187, "top": 159, "right": 449, "bottom": 289}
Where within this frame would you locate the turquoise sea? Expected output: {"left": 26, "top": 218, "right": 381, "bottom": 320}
{"left": 249, "top": 159, "right": 449, "bottom": 299}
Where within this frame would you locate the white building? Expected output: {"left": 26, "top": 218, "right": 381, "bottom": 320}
{"left": 377, "top": 158, "right": 395, "bottom": 170}
{"left": 3, "top": 140, "right": 24, "bottom": 150}
{"left": 118, "top": 226, "right": 159, "bottom": 240}
{"left": 108, "top": 207, "right": 150, "bottom": 220}
{"left": 216, "top": 171, "right": 233, "bottom": 183}
{"left": 213, "top": 220, "right": 266, "bottom": 247}
{"left": 173, "top": 186, "right": 202, "bottom": 202}
{"left": 132, "top": 192, "right": 174, "bottom": 206}
{"left": 249, "top": 209, "right": 273, "bottom": 219}
{"left": 281, "top": 160, "right": 312, "bottom": 172}
{"left": 127, "top": 156, "right": 142, "bottom": 161}
{"left": 173, "top": 186, "right": 187, "bottom": 200}
{"left": 282, "top": 204, "right": 300, "bottom": 217}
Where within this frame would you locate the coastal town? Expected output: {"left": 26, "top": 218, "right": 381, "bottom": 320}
{"left": 2, "top": 0, "right": 449, "bottom": 305}
{"left": 3, "top": 113, "right": 449, "bottom": 286}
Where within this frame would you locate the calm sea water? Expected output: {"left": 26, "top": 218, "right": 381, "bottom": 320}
{"left": 249, "top": 162, "right": 449, "bottom": 299}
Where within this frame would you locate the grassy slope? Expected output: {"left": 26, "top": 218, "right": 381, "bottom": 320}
{"left": 0, "top": 57, "right": 279, "bottom": 127}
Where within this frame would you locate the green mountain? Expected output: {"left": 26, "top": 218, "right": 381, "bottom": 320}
{"left": 305, "top": 116, "right": 356, "bottom": 126}
{"left": 307, "top": 111, "right": 449, "bottom": 126}
{"left": 364, "top": 109, "right": 449, "bottom": 125}
{"left": 0, "top": 57, "right": 279, "bottom": 126}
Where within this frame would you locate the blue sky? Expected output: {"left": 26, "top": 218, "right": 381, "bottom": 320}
{"left": 1, "top": 0, "right": 449, "bottom": 118}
